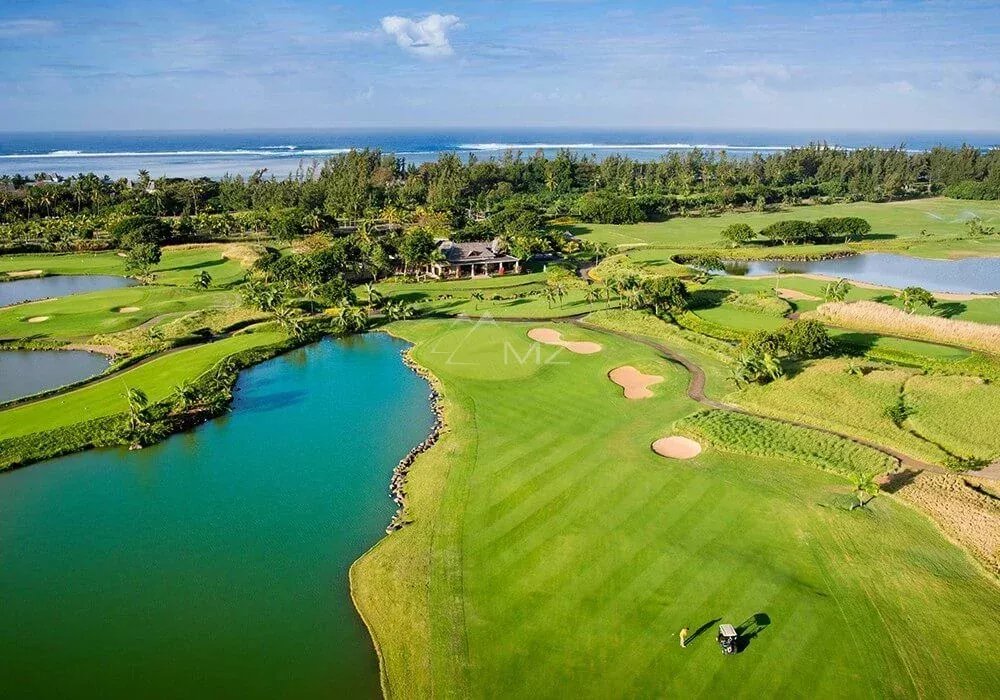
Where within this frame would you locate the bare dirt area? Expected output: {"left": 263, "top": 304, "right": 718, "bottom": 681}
{"left": 776, "top": 287, "right": 820, "bottom": 301}
{"left": 609, "top": 366, "right": 664, "bottom": 399}
{"left": 651, "top": 436, "right": 702, "bottom": 459}
{"left": 528, "top": 328, "right": 602, "bottom": 354}
{"left": 893, "top": 472, "right": 1000, "bottom": 576}
{"left": 6, "top": 269, "right": 44, "bottom": 278}
{"left": 117, "top": 306, "right": 141, "bottom": 313}
{"left": 26, "top": 316, "right": 50, "bottom": 323}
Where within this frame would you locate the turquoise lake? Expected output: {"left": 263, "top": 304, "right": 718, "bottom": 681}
{"left": 0, "top": 334, "right": 433, "bottom": 698}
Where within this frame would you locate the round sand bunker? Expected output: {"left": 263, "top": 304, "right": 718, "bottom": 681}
{"left": 527, "top": 328, "right": 602, "bottom": 355}
{"left": 26, "top": 316, "right": 50, "bottom": 323}
{"left": 652, "top": 436, "right": 702, "bottom": 459}
{"left": 609, "top": 366, "right": 664, "bottom": 399}
{"left": 118, "top": 306, "right": 141, "bottom": 313}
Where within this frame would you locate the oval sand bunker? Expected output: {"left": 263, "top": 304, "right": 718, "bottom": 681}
{"left": 118, "top": 306, "right": 141, "bottom": 313}
{"left": 652, "top": 436, "right": 702, "bottom": 459}
{"left": 527, "top": 328, "right": 602, "bottom": 354}
{"left": 26, "top": 316, "right": 50, "bottom": 323}
{"left": 609, "top": 366, "right": 664, "bottom": 399}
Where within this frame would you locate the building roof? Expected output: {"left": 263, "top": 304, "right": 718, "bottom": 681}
{"left": 438, "top": 239, "right": 519, "bottom": 265}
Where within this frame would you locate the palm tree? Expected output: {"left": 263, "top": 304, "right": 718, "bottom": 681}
{"left": 194, "top": 270, "right": 213, "bottom": 289}
{"left": 273, "top": 303, "right": 305, "bottom": 338}
{"left": 823, "top": 278, "right": 851, "bottom": 302}
{"left": 849, "top": 470, "right": 880, "bottom": 510}
{"left": 543, "top": 287, "right": 558, "bottom": 308}
{"left": 365, "top": 283, "right": 384, "bottom": 309}
{"left": 471, "top": 291, "right": 485, "bottom": 310}
{"left": 899, "top": 286, "right": 936, "bottom": 314}
{"left": 124, "top": 386, "right": 150, "bottom": 444}
{"left": 172, "top": 381, "right": 199, "bottom": 411}
{"left": 384, "top": 299, "right": 415, "bottom": 321}
{"left": 584, "top": 285, "right": 601, "bottom": 305}
{"left": 774, "top": 265, "right": 788, "bottom": 292}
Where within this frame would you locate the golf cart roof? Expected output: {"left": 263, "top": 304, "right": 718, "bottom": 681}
{"left": 719, "top": 624, "right": 738, "bottom": 637}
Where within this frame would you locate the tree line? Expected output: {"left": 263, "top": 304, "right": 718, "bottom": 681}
{"left": 1, "top": 144, "right": 997, "bottom": 252}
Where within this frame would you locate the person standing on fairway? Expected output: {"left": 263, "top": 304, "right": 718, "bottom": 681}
{"left": 680, "top": 627, "right": 689, "bottom": 648}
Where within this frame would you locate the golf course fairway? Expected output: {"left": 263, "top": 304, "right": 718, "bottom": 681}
{"left": 351, "top": 319, "right": 1000, "bottom": 698}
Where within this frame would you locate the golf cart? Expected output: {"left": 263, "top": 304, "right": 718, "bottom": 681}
{"left": 717, "top": 623, "right": 738, "bottom": 654}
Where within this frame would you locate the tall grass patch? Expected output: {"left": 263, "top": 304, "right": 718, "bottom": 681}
{"left": 814, "top": 301, "right": 1000, "bottom": 355}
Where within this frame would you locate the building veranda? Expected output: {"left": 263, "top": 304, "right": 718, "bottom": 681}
{"left": 426, "top": 239, "right": 522, "bottom": 279}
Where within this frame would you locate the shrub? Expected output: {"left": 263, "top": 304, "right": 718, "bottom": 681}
{"left": 573, "top": 191, "right": 644, "bottom": 224}
{"left": 759, "top": 219, "right": 820, "bottom": 245}
{"left": 780, "top": 319, "right": 834, "bottom": 359}
{"left": 720, "top": 223, "right": 755, "bottom": 247}
{"left": 815, "top": 216, "right": 872, "bottom": 241}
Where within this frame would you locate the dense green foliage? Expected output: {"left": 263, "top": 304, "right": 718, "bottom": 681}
{"left": 3, "top": 144, "right": 998, "bottom": 254}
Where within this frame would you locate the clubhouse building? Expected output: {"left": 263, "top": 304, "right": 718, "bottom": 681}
{"left": 426, "top": 239, "right": 522, "bottom": 279}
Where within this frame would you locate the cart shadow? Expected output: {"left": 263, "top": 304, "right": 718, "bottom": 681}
{"left": 735, "top": 612, "right": 771, "bottom": 652}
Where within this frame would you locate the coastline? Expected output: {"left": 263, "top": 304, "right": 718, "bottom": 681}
{"left": 349, "top": 327, "right": 451, "bottom": 700}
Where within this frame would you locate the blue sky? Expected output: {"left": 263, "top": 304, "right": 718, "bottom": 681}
{"left": 0, "top": 0, "right": 997, "bottom": 131}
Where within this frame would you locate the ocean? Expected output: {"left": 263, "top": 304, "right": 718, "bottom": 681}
{"left": 0, "top": 128, "right": 997, "bottom": 180}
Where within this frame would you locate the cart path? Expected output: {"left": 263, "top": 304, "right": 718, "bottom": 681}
{"left": 453, "top": 313, "right": 991, "bottom": 480}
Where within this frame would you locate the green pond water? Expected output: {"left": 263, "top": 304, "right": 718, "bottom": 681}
{"left": 0, "top": 333, "right": 434, "bottom": 699}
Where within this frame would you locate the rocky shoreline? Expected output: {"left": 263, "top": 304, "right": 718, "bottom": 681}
{"left": 386, "top": 349, "right": 444, "bottom": 534}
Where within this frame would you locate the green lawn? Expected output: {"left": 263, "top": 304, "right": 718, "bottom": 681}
{"left": 0, "top": 286, "right": 239, "bottom": 342}
{"left": 0, "top": 244, "right": 251, "bottom": 287}
{"left": 0, "top": 330, "right": 285, "bottom": 440}
{"left": 352, "top": 319, "right": 999, "bottom": 698}
{"left": 905, "top": 374, "right": 1000, "bottom": 462}
{"left": 560, "top": 198, "right": 1000, "bottom": 255}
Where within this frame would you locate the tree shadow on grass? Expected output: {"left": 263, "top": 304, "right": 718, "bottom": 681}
{"left": 880, "top": 469, "right": 920, "bottom": 494}
{"left": 936, "top": 302, "right": 966, "bottom": 319}
{"left": 158, "top": 258, "right": 229, "bottom": 273}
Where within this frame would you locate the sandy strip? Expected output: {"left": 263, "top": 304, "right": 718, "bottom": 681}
{"left": 527, "top": 328, "right": 602, "bottom": 354}
{"left": 64, "top": 343, "right": 119, "bottom": 356}
{"left": 26, "top": 316, "right": 50, "bottom": 323}
{"left": 776, "top": 287, "right": 820, "bottom": 301}
{"left": 651, "top": 436, "right": 702, "bottom": 459}
{"left": 609, "top": 366, "right": 664, "bottom": 399}
{"left": 5, "top": 269, "right": 44, "bottom": 278}
{"left": 118, "top": 306, "right": 141, "bottom": 313}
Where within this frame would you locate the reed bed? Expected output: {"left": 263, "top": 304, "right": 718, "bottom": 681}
{"left": 814, "top": 301, "right": 1000, "bottom": 355}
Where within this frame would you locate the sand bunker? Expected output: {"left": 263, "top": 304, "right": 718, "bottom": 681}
{"left": 26, "top": 316, "right": 50, "bottom": 323}
{"left": 609, "top": 366, "right": 664, "bottom": 399}
{"left": 652, "top": 436, "right": 702, "bottom": 459}
{"left": 118, "top": 306, "right": 141, "bottom": 313}
{"left": 7, "top": 269, "right": 43, "bottom": 278}
{"left": 776, "top": 288, "right": 820, "bottom": 301}
{"left": 527, "top": 328, "right": 602, "bottom": 354}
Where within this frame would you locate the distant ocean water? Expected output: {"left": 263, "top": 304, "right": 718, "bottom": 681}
{"left": 0, "top": 128, "right": 997, "bottom": 179}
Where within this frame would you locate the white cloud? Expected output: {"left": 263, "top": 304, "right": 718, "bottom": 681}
{"left": 0, "top": 19, "right": 58, "bottom": 38}
{"left": 380, "top": 14, "right": 461, "bottom": 57}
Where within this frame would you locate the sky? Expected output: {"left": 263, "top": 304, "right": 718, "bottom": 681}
{"left": 0, "top": 0, "right": 998, "bottom": 132}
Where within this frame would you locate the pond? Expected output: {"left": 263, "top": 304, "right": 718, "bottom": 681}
{"left": 0, "top": 350, "right": 109, "bottom": 404}
{"left": 723, "top": 254, "right": 1000, "bottom": 294}
{"left": 0, "top": 274, "right": 136, "bottom": 307}
{"left": 0, "top": 333, "right": 434, "bottom": 699}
